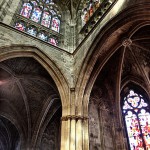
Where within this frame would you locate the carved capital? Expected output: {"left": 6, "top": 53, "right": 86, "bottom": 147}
{"left": 122, "top": 39, "right": 132, "bottom": 47}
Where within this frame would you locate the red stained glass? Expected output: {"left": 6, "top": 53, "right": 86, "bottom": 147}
{"left": 48, "top": 37, "right": 58, "bottom": 46}
{"left": 20, "top": 3, "right": 32, "bottom": 18}
{"left": 15, "top": 22, "right": 25, "bottom": 31}
{"left": 16, "top": 0, "right": 60, "bottom": 46}
{"left": 123, "top": 90, "right": 150, "bottom": 150}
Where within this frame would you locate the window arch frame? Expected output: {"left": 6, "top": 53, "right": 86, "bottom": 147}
{"left": 121, "top": 84, "right": 150, "bottom": 150}
{"left": 13, "top": 0, "right": 62, "bottom": 46}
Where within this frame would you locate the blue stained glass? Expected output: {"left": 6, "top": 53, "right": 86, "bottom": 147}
{"left": 27, "top": 26, "right": 37, "bottom": 36}
{"left": 38, "top": 32, "right": 47, "bottom": 41}
{"left": 20, "top": 3, "right": 32, "bottom": 18}
{"left": 31, "top": 7, "right": 42, "bottom": 22}
{"left": 16, "top": 0, "right": 60, "bottom": 46}
{"left": 45, "top": 0, "right": 50, "bottom": 3}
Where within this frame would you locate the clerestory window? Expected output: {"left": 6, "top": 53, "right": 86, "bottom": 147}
{"left": 14, "top": 0, "right": 61, "bottom": 46}
{"left": 81, "top": 0, "right": 113, "bottom": 27}
{"left": 122, "top": 89, "right": 150, "bottom": 150}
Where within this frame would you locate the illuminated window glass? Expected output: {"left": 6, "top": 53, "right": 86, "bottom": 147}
{"left": 81, "top": 0, "right": 113, "bottom": 27}
{"left": 14, "top": 0, "right": 61, "bottom": 46}
{"left": 20, "top": 2, "right": 32, "bottom": 18}
{"left": 51, "top": 17, "right": 60, "bottom": 33}
{"left": 48, "top": 37, "right": 58, "bottom": 46}
{"left": 27, "top": 26, "right": 37, "bottom": 36}
{"left": 38, "top": 31, "right": 48, "bottom": 41}
{"left": 122, "top": 89, "right": 150, "bottom": 150}
{"left": 41, "top": 11, "right": 51, "bottom": 27}
{"left": 15, "top": 21, "right": 26, "bottom": 31}
{"left": 31, "top": 1, "right": 37, "bottom": 6}
{"left": 31, "top": 7, "right": 42, "bottom": 23}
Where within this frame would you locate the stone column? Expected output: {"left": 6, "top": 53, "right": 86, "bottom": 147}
{"left": 61, "top": 117, "right": 71, "bottom": 150}
{"left": 82, "top": 118, "right": 89, "bottom": 150}
{"left": 60, "top": 115, "right": 89, "bottom": 150}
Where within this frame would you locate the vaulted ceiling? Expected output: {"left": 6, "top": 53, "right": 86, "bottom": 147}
{"left": 0, "top": 57, "right": 62, "bottom": 148}
{"left": 90, "top": 25, "right": 150, "bottom": 108}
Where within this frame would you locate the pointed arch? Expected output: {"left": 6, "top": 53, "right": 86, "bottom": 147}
{"left": 0, "top": 45, "right": 70, "bottom": 116}
{"left": 121, "top": 83, "right": 150, "bottom": 150}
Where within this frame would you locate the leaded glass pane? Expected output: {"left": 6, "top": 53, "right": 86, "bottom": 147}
{"left": 50, "top": 10, "right": 56, "bottom": 15}
{"left": 125, "top": 111, "right": 144, "bottom": 150}
{"left": 41, "top": 12, "right": 51, "bottom": 27}
{"left": 20, "top": 3, "right": 32, "bottom": 18}
{"left": 51, "top": 17, "right": 60, "bottom": 32}
{"left": 122, "top": 89, "right": 150, "bottom": 150}
{"left": 48, "top": 37, "right": 58, "bottom": 46}
{"left": 31, "top": 1, "right": 37, "bottom": 6}
{"left": 27, "top": 26, "right": 37, "bottom": 36}
{"left": 138, "top": 109, "right": 150, "bottom": 149}
{"left": 38, "top": 32, "right": 47, "bottom": 41}
{"left": 31, "top": 7, "right": 42, "bottom": 22}
{"left": 15, "top": 21, "right": 26, "bottom": 31}
{"left": 15, "top": 0, "right": 60, "bottom": 46}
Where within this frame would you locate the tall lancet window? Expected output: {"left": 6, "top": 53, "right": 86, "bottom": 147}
{"left": 14, "top": 0, "right": 61, "bottom": 46}
{"left": 122, "top": 89, "right": 150, "bottom": 150}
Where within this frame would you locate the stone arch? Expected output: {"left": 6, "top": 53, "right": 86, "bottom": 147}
{"left": 75, "top": 2, "right": 150, "bottom": 117}
{"left": 74, "top": 3, "right": 150, "bottom": 149}
{"left": 0, "top": 45, "right": 70, "bottom": 115}
{"left": 0, "top": 48, "right": 67, "bottom": 149}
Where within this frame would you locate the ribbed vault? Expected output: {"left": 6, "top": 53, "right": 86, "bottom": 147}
{"left": 88, "top": 24, "right": 150, "bottom": 150}
{"left": 0, "top": 57, "right": 62, "bottom": 149}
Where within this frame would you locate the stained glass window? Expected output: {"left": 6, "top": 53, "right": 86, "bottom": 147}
{"left": 81, "top": 0, "right": 113, "bottom": 27}
{"left": 38, "top": 32, "right": 47, "bottom": 41}
{"left": 14, "top": 0, "right": 61, "bottom": 46}
{"left": 41, "top": 11, "right": 51, "bottom": 27}
{"left": 31, "top": 7, "right": 42, "bottom": 23}
{"left": 27, "top": 26, "right": 37, "bottom": 36}
{"left": 51, "top": 17, "right": 60, "bottom": 32}
{"left": 20, "top": 2, "right": 32, "bottom": 18}
{"left": 122, "top": 89, "right": 150, "bottom": 150}
{"left": 48, "top": 37, "right": 58, "bottom": 46}
{"left": 15, "top": 21, "right": 26, "bottom": 31}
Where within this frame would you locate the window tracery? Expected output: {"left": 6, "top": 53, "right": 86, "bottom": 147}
{"left": 81, "top": 0, "right": 113, "bottom": 26}
{"left": 122, "top": 89, "right": 150, "bottom": 150}
{"left": 14, "top": 0, "right": 61, "bottom": 46}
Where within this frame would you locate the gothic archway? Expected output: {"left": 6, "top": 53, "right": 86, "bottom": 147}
{"left": 0, "top": 56, "right": 62, "bottom": 149}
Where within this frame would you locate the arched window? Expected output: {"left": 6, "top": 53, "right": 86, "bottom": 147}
{"left": 122, "top": 89, "right": 150, "bottom": 150}
{"left": 81, "top": 0, "right": 113, "bottom": 27}
{"left": 14, "top": 0, "right": 61, "bottom": 46}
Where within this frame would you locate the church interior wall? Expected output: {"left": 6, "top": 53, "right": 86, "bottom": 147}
{"left": 0, "top": 0, "right": 150, "bottom": 150}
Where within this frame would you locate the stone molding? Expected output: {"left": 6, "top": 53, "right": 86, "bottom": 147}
{"left": 61, "top": 115, "right": 89, "bottom": 121}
